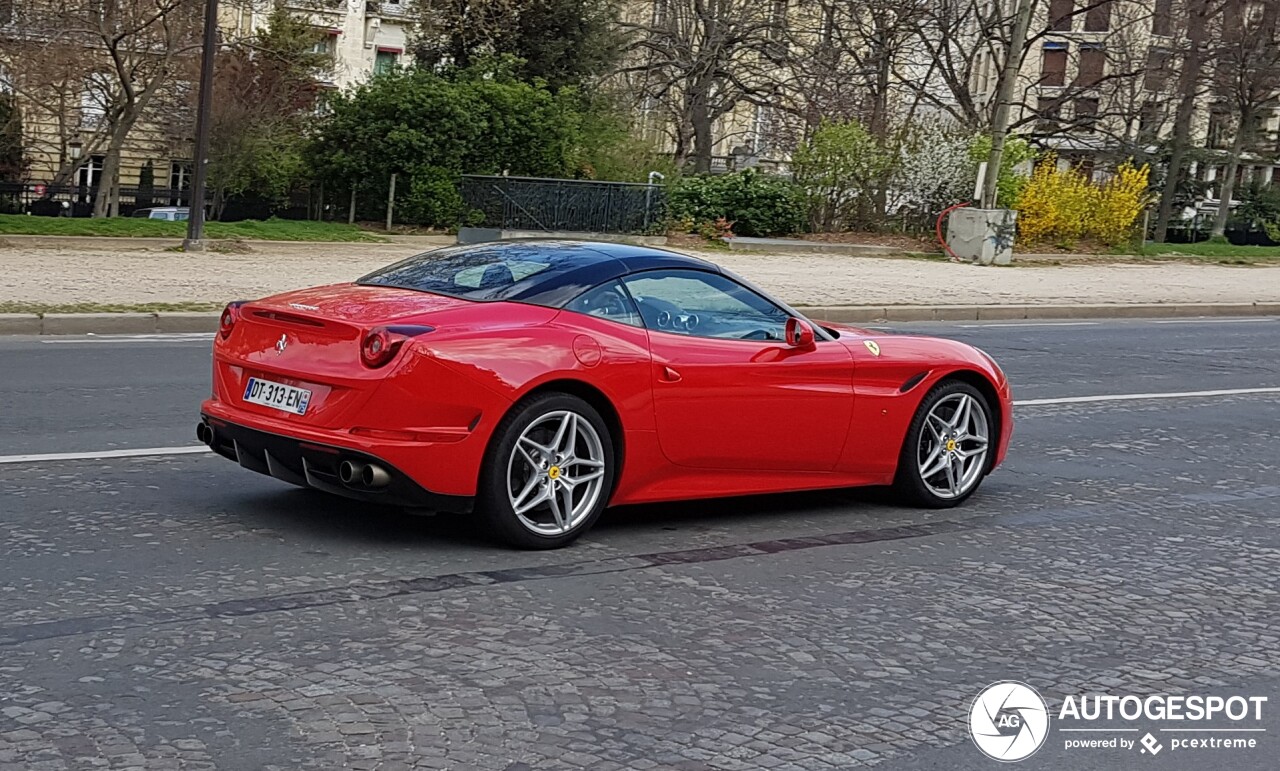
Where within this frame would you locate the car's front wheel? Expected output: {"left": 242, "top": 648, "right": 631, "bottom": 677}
{"left": 477, "top": 393, "right": 614, "bottom": 549}
{"left": 894, "top": 380, "right": 993, "bottom": 507}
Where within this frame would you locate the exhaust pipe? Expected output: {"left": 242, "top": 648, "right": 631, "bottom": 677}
{"left": 196, "top": 422, "right": 214, "bottom": 446}
{"left": 338, "top": 460, "right": 365, "bottom": 486}
{"left": 361, "top": 464, "right": 391, "bottom": 489}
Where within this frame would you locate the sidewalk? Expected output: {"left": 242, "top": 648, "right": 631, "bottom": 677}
{"left": 1, "top": 238, "right": 1277, "bottom": 316}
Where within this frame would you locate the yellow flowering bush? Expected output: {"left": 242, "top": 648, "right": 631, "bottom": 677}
{"left": 1091, "top": 161, "right": 1153, "bottom": 245}
{"left": 1016, "top": 154, "right": 1152, "bottom": 246}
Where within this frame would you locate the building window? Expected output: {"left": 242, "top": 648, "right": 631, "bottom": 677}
{"left": 1206, "top": 112, "right": 1230, "bottom": 150}
{"left": 1076, "top": 44, "right": 1105, "bottom": 87}
{"left": 1041, "top": 43, "right": 1068, "bottom": 87}
{"left": 1073, "top": 157, "right": 1096, "bottom": 181}
{"left": 375, "top": 49, "right": 399, "bottom": 75}
{"left": 1138, "top": 102, "right": 1160, "bottom": 140}
{"left": 1037, "top": 96, "right": 1063, "bottom": 131}
{"left": 76, "top": 155, "right": 104, "bottom": 189}
{"left": 1084, "top": 0, "right": 1111, "bottom": 31}
{"left": 1074, "top": 97, "right": 1100, "bottom": 131}
{"left": 169, "top": 161, "right": 192, "bottom": 191}
{"left": 1144, "top": 49, "right": 1170, "bottom": 91}
{"left": 79, "top": 89, "right": 105, "bottom": 130}
{"left": 1049, "top": 0, "right": 1074, "bottom": 31}
{"left": 1152, "top": 0, "right": 1173, "bottom": 36}
{"left": 312, "top": 32, "right": 337, "bottom": 55}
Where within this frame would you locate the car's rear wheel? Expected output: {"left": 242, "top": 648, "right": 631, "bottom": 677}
{"left": 477, "top": 393, "right": 614, "bottom": 549}
{"left": 894, "top": 380, "right": 993, "bottom": 508}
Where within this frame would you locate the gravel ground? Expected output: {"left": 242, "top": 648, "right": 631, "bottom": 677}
{"left": 1, "top": 240, "right": 1278, "bottom": 307}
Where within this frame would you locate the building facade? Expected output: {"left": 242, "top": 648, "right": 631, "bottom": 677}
{"left": 1, "top": 0, "right": 412, "bottom": 202}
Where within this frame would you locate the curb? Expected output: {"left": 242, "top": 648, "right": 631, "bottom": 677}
{"left": 1, "top": 304, "right": 1276, "bottom": 336}
{"left": 794, "top": 302, "right": 1280, "bottom": 323}
{"left": 0, "top": 312, "right": 221, "bottom": 336}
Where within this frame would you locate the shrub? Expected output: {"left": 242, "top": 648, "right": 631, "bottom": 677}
{"left": 667, "top": 169, "right": 806, "bottom": 237}
{"left": 1016, "top": 155, "right": 1150, "bottom": 246}
{"left": 792, "top": 119, "right": 894, "bottom": 231}
{"left": 968, "top": 135, "right": 1035, "bottom": 209}
{"left": 1091, "top": 161, "right": 1153, "bottom": 245}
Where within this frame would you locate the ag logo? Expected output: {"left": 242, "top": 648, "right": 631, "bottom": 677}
{"left": 969, "top": 681, "right": 1049, "bottom": 762}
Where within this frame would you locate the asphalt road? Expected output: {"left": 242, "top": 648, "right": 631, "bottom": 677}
{"left": 1, "top": 318, "right": 1278, "bottom": 770}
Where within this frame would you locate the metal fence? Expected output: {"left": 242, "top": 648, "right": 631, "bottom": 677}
{"left": 0, "top": 181, "right": 200, "bottom": 217}
{"left": 460, "top": 175, "right": 665, "bottom": 235}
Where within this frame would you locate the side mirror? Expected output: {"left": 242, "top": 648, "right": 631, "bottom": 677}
{"left": 785, "top": 317, "right": 816, "bottom": 349}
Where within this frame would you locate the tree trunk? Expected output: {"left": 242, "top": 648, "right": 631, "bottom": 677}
{"left": 1211, "top": 113, "right": 1250, "bottom": 239}
{"left": 1154, "top": 1, "right": 1211, "bottom": 242}
{"left": 690, "top": 94, "right": 714, "bottom": 174}
{"left": 93, "top": 118, "right": 132, "bottom": 218}
{"left": 92, "top": 149, "right": 119, "bottom": 218}
{"left": 980, "top": 0, "right": 1035, "bottom": 209}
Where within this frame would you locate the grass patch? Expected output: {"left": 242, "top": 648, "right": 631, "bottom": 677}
{"left": 0, "top": 301, "right": 223, "bottom": 315}
{"left": 0, "top": 214, "right": 386, "bottom": 242}
{"left": 1136, "top": 241, "right": 1280, "bottom": 264}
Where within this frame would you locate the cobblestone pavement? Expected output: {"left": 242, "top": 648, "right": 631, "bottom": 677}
{"left": 2, "top": 240, "right": 1278, "bottom": 308}
{"left": 2, "top": 323, "right": 1280, "bottom": 769}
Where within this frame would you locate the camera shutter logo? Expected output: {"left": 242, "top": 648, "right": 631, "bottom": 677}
{"left": 969, "top": 681, "right": 1050, "bottom": 762}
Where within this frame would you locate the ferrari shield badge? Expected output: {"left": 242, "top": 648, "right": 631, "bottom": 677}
{"left": 863, "top": 340, "right": 881, "bottom": 356}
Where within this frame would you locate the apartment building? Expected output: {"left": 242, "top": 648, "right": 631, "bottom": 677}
{"left": 979, "top": 0, "right": 1280, "bottom": 192}
{"left": 624, "top": 0, "right": 1279, "bottom": 195}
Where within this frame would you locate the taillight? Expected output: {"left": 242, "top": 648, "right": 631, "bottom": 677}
{"left": 360, "top": 325, "right": 434, "bottom": 368}
{"left": 219, "top": 301, "right": 245, "bottom": 341}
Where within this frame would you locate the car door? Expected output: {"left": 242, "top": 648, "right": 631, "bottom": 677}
{"left": 621, "top": 269, "right": 854, "bottom": 472}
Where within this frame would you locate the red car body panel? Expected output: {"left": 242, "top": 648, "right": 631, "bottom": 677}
{"left": 201, "top": 249, "right": 1012, "bottom": 512}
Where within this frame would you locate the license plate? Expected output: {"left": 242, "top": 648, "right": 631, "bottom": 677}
{"left": 243, "top": 377, "right": 312, "bottom": 415}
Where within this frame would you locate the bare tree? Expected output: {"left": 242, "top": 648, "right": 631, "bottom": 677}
{"left": 1154, "top": 0, "right": 1228, "bottom": 241}
{"left": 11, "top": 0, "right": 204, "bottom": 216}
{"left": 620, "top": 0, "right": 783, "bottom": 172}
{"left": 1208, "top": 0, "right": 1280, "bottom": 237}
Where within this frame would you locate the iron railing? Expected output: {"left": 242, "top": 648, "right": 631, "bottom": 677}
{"left": 460, "top": 175, "right": 666, "bottom": 235}
{"left": 0, "top": 181, "right": 203, "bottom": 217}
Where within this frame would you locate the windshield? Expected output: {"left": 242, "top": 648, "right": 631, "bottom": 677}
{"left": 357, "top": 243, "right": 609, "bottom": 302}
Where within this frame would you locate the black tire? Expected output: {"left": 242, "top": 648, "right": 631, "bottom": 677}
{"left": 476, "top": 392, "right": 615, "bottom": 549}
{"left": 893, "top": 380, "right": 993, "bottom": 508}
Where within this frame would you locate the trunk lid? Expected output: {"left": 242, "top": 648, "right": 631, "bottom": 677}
{"left": 214, "top": 284, "right": 470, "bottom": 427}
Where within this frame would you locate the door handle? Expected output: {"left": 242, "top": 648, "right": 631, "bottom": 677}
{"left": 659, "top": 366, "right": 682, "bottom": 383}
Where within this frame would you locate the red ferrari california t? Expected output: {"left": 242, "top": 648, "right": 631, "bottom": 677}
{"left": 199, "top": 240, "right": 1012, "bottom": 548}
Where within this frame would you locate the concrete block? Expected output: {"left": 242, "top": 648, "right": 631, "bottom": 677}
{"left": 41, "top": 313, "right": 157, "bottom": 335}
{"left": 456, "top": 227, "right": 502, "bottom": 245}
{"left": 155, "top": 312, "right": 220, "bottom": 333}
{"left": 946, "top": 208, "right": 1018, "bottom": 265}
{"left": 0, "top": 314, "right": 43, "bottom": 335}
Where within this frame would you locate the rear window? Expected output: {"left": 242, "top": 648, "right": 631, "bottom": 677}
{"left": 357, "top": 243, "right": 606, "bottom": 301}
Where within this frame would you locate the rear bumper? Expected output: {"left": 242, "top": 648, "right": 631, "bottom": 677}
{"left": 198, "top": 414, "right": 473, "bottom": 513}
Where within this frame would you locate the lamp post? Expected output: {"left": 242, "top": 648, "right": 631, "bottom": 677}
{"left": 183, "top": 0, "right": 220, "bottom": 252}
{"left": 67, "top": 137, "right": 83, "bottom": 162}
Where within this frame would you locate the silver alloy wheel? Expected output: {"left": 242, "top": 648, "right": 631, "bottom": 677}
{"left": 506, "top": 410, "right": 607, "bottom": 536}
{"left": 917, "top": 392, "right": 990, "bottom": 500}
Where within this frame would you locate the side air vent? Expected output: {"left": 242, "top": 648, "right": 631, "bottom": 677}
{"left": 899, "top": 372, "right": 929, "bottom": 393}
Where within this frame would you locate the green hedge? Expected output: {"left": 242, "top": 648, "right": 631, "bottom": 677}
{"left": 668, "top": 170, "right": 807, "bottom": 237}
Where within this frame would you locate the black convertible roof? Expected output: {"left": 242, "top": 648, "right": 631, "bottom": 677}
{"left": 359, "top": 239, "right": 726, "bottom": 308}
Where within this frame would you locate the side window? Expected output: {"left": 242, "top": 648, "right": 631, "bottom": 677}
{"left": 621, "top": 270, "right": 789, "bottom": 341}
{"left": 565, "top": 280, "right": 644, "bottom": 328}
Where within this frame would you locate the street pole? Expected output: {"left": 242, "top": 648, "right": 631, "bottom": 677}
{"left": 980, "top": 0, "right": 1035, "bottom": 210}
{"left": 386, "top": 173, "right": 396, "bottom": 232}
{"left": 183, "top": 0, "right": 220, "bottom": 252}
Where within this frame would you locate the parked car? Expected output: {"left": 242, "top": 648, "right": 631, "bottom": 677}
{"left": 132, "top": 207, "right": 189, "bottom": 221}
